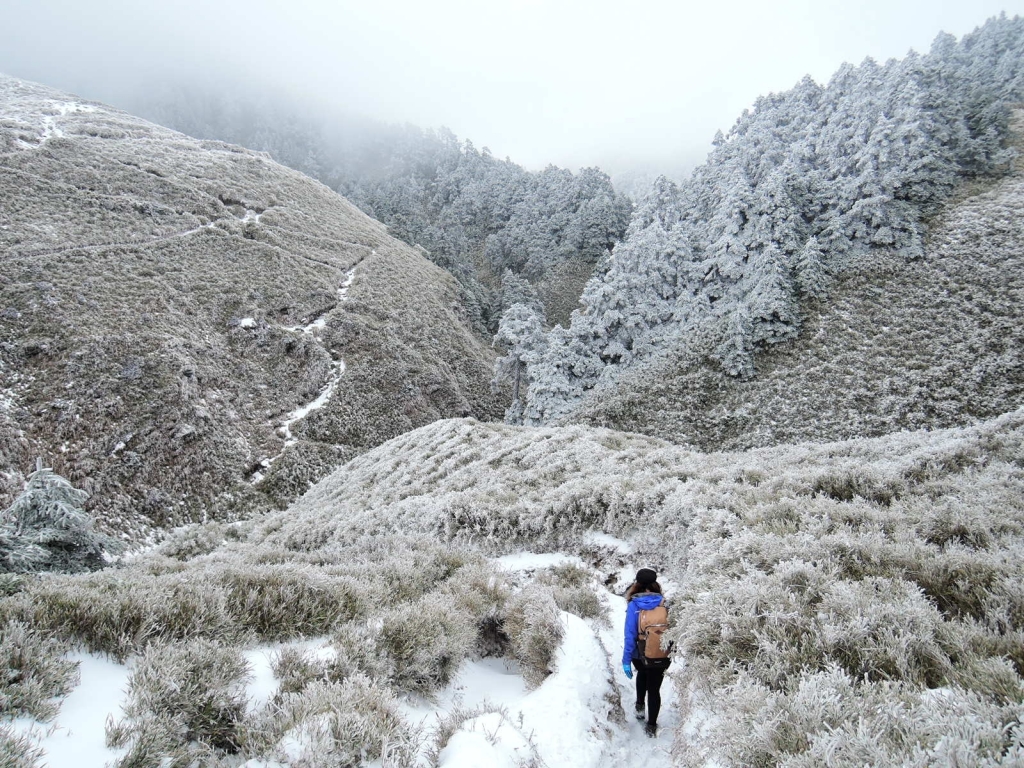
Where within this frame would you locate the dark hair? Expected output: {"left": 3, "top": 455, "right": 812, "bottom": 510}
{"left": 625, "top": 580, "right": 663, "bottom": 600}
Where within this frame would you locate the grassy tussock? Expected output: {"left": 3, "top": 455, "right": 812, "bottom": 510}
{"left": 246, "top": 677, "right": 419, "bottom": 767}
{"left": 378, "top": 593, "right": 478, "bottom": 696}
{"left": 106, "top": 639, "right": 250, "bottom": 766}
{"left": 0, "top": 620, "right": 78, "bottom": 721}
{"left": 503, "top": 586, "right": 564, "bottom": 688}
{"left": 0, "top": 724, "right": 43, "bottom": 768}
{"left": 537, "top": 563, "right": 605, "bottom": 622}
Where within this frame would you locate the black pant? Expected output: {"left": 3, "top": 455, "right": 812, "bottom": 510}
{"left": 632, "top": 660, "right": 665, "bottom": 725}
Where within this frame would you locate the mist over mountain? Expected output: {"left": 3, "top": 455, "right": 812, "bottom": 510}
{"left": 106, "top": 81, "right": 634, "bottom": 334}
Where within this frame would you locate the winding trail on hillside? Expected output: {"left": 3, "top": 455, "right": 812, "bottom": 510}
{"left": 250, "top": 260, "right": 365, "bottom": 483}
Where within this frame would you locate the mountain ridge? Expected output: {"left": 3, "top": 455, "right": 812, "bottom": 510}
{"left": 0, "top": 74, "right": 504, "bottom": 536}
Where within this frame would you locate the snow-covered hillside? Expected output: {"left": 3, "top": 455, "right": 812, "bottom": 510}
{"left": 0, "top": 75, "right": 504, "bottom": 536}
{"left": 3, "top": 410, "right": 1021, "bottom": 765}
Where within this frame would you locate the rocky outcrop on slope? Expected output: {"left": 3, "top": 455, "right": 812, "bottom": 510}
{"left": 0, "top": 76, "right": 504, "bottom": 536}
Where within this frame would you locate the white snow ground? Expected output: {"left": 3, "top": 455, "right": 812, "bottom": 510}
{"left": 10, "top": 550, "right": 679, "bottom": 767}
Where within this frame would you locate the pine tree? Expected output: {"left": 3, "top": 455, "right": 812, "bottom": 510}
{"left": 1, "top": 463, "right": 107, "bottom": 573}
{"left": 491, "top": 303, "right": 548, "bottom": 424}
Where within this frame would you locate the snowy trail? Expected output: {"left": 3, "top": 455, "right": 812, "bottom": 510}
{"left": 10, "top": 540, "right": 678, "bottom": 767}
{"left": 7, "top": 221, "right": 220, "bottom": 261}
{"left": 251, "top": 267, "right": 359, "bottom": 483}
{"left": 489, "top": 548, "right": 679, "bottom": 765}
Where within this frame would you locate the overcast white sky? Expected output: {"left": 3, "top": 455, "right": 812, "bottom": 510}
{"left": 2, "top": 0, "right": 1024, "bottom": 175}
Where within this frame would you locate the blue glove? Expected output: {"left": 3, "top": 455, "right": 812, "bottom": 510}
{"left": 623, "top": 664, "right": 633, "bottom": 679}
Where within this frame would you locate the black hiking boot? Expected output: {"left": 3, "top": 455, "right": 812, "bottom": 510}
{"left": 645, "top": 721, "right": 658, "bottom": 738}
{"left": 634, "top": 703, "right": 645, "bottom": 721}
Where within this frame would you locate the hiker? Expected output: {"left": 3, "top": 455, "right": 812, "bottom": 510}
{"left": 622, "top": 567, "right": 670, "bottom": 737}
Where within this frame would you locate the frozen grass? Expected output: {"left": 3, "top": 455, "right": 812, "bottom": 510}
{"left": 0, "top": 620, "right": 78, "bottom": 721}
{"left": 106, "top": 639, "right": 251, "bottom": 766}
{"left": 0, "top": 723, "right": 43, "bottom": 768}
{"left": 2, "top": 408, "right": 1022, "bottom": 764}
{"left": 670, "top": 413, "right": 1024, "bottom": 765}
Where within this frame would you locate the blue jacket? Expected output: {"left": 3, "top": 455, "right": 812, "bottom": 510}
{"left": 623, "top": 592, "right": 664, "bottom": 665}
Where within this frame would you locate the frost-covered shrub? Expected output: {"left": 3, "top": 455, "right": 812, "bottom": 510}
{"left": 0, "top": 724, "right": 43, "bottom": 768}
{"left": 221, "top": 565, "right": 359, "bottom": 640}
{"left": 245, "top": 676, "right": 419, "bottom": 767}
{"left": 0, "top": 573, "right": 24, "bottom": 597}
{"left": 377, "top": 593, "right": 477, "bottom": 696}
{"left": 272, "top": 646, "right": 330, "bottom": 696}
{"left": 1, "top": 466, "right": 107, "bottom": 573}
{"left": 0, "top": 620, "right": 78, "bottom": 721}
{"left": 503, "top": 586, "right": 564, "bottom": 688}
{"left": 156, "top": 521, "right": 229, "bottom": 560}
{"left": 106, "top": 638, "right": 250, "bottom": 766}
{"left": 438, "top": 561, "right": 512, "bottom": 656}
{"left": 810, "top": 469, "right": 904, "bottom": 506}
{"left": 537, "top": 564, "right": 603, "bottom": 621}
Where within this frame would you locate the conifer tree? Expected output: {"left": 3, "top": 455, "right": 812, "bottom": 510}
{"left": 1, "top": 462, "right": 107, "bottom": 573}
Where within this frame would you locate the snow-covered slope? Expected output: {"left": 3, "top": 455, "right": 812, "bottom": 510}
{"left": 0, "top": 75, "right": 504, "bottom": 536}
{"left": 3, "top": 410, "right": 1021, "bottom": 765}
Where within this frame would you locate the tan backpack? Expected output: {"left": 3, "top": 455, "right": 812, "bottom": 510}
{"left": 636, "top": 604, "right": 672, "bottom": 669}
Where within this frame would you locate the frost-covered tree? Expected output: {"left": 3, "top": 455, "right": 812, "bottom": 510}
{"left": 492, "top": 302, "right": 547, "bottom": 424}
{"left": 523, "top": 15, "right": 1024, "bottom": 423}
{"left": 1, "top": 463, "right": 106, "bottom": 573}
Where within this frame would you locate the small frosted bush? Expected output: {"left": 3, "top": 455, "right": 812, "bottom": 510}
{"left": 246, "top": 676, "right": 419, "bottom": 767}
{"left": 378, "top": 593, "right": 477, "bottom": 696}
{"left": 438, "top": 561, "right": 512, "bottom": 655}
{"left": 272, "top": 646, "right": 330, "bottom": 695}
{"left": 221, "top": 564, "right": 359, "bottom": 639}
{"left": 503, "top": 585, "right": 564, "bottom": 687}
{"left": 536, "top": 564, "right": 603, "bottom": 621}
{"left": 106, "top": 638, "right": 251, "bottom": 765}
{"left": 0, "top": 620, "right": 78, "bottom": 721}
{"left": 156, "top": 521, "right": 229, "bottom": 560}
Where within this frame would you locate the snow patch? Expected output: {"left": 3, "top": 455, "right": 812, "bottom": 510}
{"left": 436, "top": 712, "right": 534, "bottom": 768}
{"left": 11, "top": 652, "right": 130, "bottom": 768}
{"left": 495, "top": 552, "right": 585, "bottom": 572}
{"left": 582, "top": 531, "right": 633, "bottom": 554}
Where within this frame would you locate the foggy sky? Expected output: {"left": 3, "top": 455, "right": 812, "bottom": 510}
{"left": 3, "top": 0, "right": 1024, "bottom": 175}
